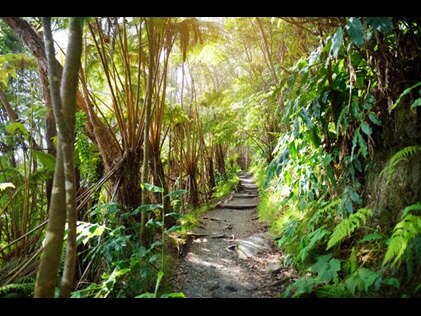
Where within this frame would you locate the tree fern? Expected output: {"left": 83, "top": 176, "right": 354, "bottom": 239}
{"left": 383, "top": 211, "right": 421, "bottom": 267}
{"left": 380, "top": 145, "right": 421, "bottom": 184}
{"left": 327, "top": 208, "right": 373, "bottom": 250}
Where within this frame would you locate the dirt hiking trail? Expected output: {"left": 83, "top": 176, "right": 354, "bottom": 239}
{"left": 170, "top": 172, "right": 296, "bottom": 298}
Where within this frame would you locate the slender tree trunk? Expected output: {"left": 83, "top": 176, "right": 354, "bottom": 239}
{"left": 0, "top": 87, "right": 19, "bottom": 121}
{"left": 35, "top": 17, "right": 83, "bottom": 298}
{"left": 34, "top": 149, "right": 65, "bottom": 297}
{"left": 58, "top": 17, "right": 84, "bottom": 298}
{"left": 140, "top": 19, "right": 155, "bottom": 247}
{"left": 208, "top": 155, "right": 216, "bottom": 196}
{"left": 188, "top": 170, "right": 199, "bottom": 207}
{"left": 180, "top": 62, "right": 185, "bottom": 106}
{"left": 216, "top": 143, "right": 226, "bottom": 180}
{"left": 254, "top": 17, "right": 279, "bottom": 84}
{"left": 38, "top": 62, "right": 56, "bottom": 208}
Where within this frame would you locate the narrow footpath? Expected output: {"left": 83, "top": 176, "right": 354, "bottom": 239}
{"left": 170, "top": 172, "right": 295, "bottom": 298}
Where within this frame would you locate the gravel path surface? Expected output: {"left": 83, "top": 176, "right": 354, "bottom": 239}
{"left": 170, "top": 173, "right": 295, "bottom": 298}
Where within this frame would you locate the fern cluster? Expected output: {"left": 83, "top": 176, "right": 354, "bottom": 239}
{"left": 327, "top": 208, "right": 373, "bottom": 250}
{"left": 380, "top": 146, "right": 421, "bottom": 185}
{"left": 383, "top": 203, "right": 421, "bottom": 266}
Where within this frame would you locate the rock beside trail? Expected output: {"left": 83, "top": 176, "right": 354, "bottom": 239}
{"left": 266, "top": 261, "right": 283, "bottom": 273}
{"left": 236, "top": 232, "right": 272, "bottom": 259}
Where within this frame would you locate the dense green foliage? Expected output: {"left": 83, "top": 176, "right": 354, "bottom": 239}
{"left": 253, "top": 17, "right": 421, "bottom": 297}
{"left": 0, "top": 17, "right": 420, "bottom": 298}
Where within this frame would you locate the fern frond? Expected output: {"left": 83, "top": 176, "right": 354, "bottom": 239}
{"left": 380, "top": 146, "right": 421, "bottom": 184}
{"left": 327, "top": 208, "right": 373, "bottom": 250}
{"left": 298, "top": 225, "right": 329, "bottom": 261}
{"left": 307, "top": 199, "right": 340, "bottom": 227}
{"left": 402, "top": 202, "right": 421, "bottom": 217}
{"left": 383, "top": 214, "right": 421, "bottom": 266}
{"left": 389, "top": 146, "right": 421, "bottom": 166}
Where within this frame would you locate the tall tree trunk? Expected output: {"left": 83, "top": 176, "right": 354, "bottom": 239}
{"left": 216, "top": 143, "right": 226, "bottom": 180}
{"left": 58, "top": 17, "right": 83, "bottom": 298}
{"left": 35, "top": 17, "right": 83, "bottom": 298}
{"left": 34, "top": 18, "right": 66, "bottom": 297}
{"left": 208, "top": 155, "right": 216, "bottom": 197}
{"left": 38, "top": 62, "right": 56, "bottom": 208}
{"left": 34, "top": 148, "right": 65, "bottom": 297}
{"left": 187, "top": 170, "right": 199, "bottom": 207}
{"left": 116, "top": 149, "right": 142, "bottom": 211}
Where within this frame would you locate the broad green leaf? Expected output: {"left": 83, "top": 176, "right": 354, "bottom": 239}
{"left": 136, "top": 292, "right": 155, "bottom": 298}
{"left": 0, "top": 182, "right": 15, "bottom": 191}
{"left": 357, "top": 268, "right": 380, "bottom": 292}
{"left": 289, "top": 141, "right": 297, "bottom": 160}
{"left": 350, "top": 51, "right": 363, "bottom": 67}
{"left": 309, "top": 127, "right": 321, "bottom": 148}
{"left": 383, "top": 278, "right": 400, "bottom": 289}
{"left": 353, "top": 158, "right": 362, "bottom": 172}
{"left": 330, "top": 27, "right": 343, "bottom": 59}
{"left": 365, "top": 17, "right": 393, "bottom": 33}
{"left": 349, "top": 189, "right": 362, "bottom": 205}
{"left": 345, "top": 17, "right": 364, "bottom": 47}
{"left": 5, "top": 122, "right": 29, "bottom": 139}
{"left": 345, "top": 273, "right": 362, "bottom": 296}
{"left": 160, "top": 292, "right": 185, "bottom": 298}
{"left": 344, "top": 197, "right": 354, "bottom": 214}
{"left": 356, "top": 130, "right": 368, "bottom": 158}
{"left": 76, "top": 222, "right": 108, "bottom": 244}
{"left": 164, "top": 225, "right": 182, "bottom": 234}
{"left": 146, "top": 219, "right": 163, "bottom": 229}
{"left": 114, "top": 268, "right": 131, "bottom": 277}
{"left": 132, "top": 204, "right": 163, "bottom": 215}
{"left": 351, "top": 102, "right": 362, "bottom": 120}
{"left": 390, "top": 82, "right": 421, "bottom": 111}
{"left": 141, "top": 183, "right": 164, "bottom": 193}
{"left": 149, "top": 240, "right": 163, "bottom": 250}
{"left": 368, "top": 112, "right": 381, "bottom": 126}
{"left": 33, "top": 150, "right": 56, "bottom": 172}
{"left": 310, "top": 254, "right": 341, "bottom": 283}
{"left": 360, "top": 121, "right": 372, "bottom": 136}
{"left": 291, "top": 277, "right": 316, "bottom": 297}
{"left": 412, "top": 97, "right": 421, "bottom": 108}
